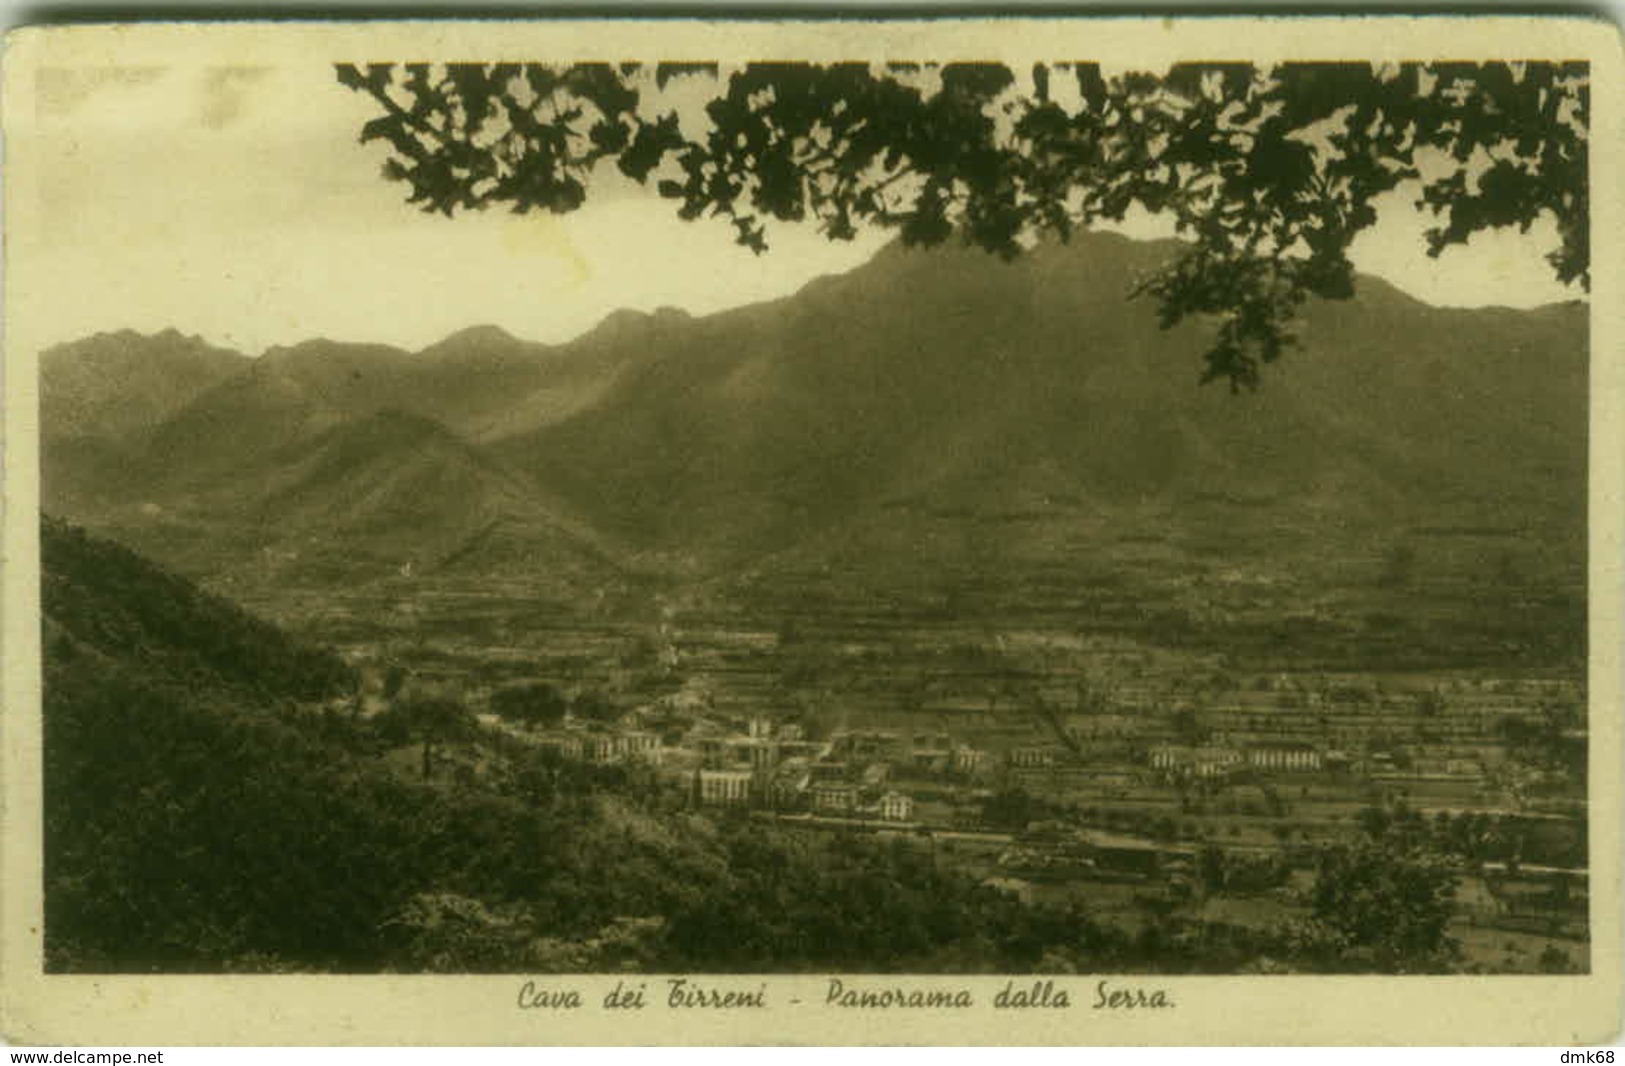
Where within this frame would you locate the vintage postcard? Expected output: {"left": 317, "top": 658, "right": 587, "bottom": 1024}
{"left": 1, "top": 16, "right": 1620, "bottom": 1046}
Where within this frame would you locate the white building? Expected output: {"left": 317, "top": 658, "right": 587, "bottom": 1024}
{"left": 1245, "top": 744, "right": 1322, "bottom": 772}
{"left": 878, "top": 791, "right": 915, "bottom": 822}
{"left": 811, "top": 782, "right": 861, "bottom": 814}
{"left": 952, "top": 746, "right": 989, "bottom": 775}
{"left": 697, "top": 768, "right": 754, "bottom": 806}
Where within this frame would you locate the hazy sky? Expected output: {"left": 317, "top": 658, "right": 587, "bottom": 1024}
{"left": 10, "top": 60, "right": 1585, "bottom": 359}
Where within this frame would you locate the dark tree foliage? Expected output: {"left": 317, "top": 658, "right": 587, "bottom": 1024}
{"left": 337, "top": 59, "right": 1587, "bottom": 389}
{"left": 1300, "top": 801, "right": 1466, "bottom": 971}
{"left": 1497, "top": 698, "right": 1588, "bottom": 784}
{"left": 980, "top": 786, "right": 1053, "bottom": 830}
{"left": 490, "top": 680, "right": 569, "bottom": 729}
{"left": 44, "top": 664, "right": 427, "bottom": 970}
{"left": 41, "top": 516, "right": 354, "bottom": 702}
{"left": 379, "top": 695, "right": 478, "bottom": 780}
{"left": 569, "top": 688, "right": 621, "bottom": 724}
{"left": 1307, "top": 841, "right": 1461, "bottom": 971}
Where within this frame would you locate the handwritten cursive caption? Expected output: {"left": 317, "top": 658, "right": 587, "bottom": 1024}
{"left": 517, "top": 978, "right": 1173, "bottom": 1012}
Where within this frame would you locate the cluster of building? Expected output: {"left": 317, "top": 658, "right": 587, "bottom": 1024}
{"left": 1147, "top": 741, "right": 1334, "bottom": 779}
{"left": 513, "top": 712, "right": 941, "bottom": 822}
{"left": 530, "top": 728, "right": 662, "bottom": 765}
{"left": 682, "top": 720, "right": 926, "bottom": 821}
{"left": 1143, "top": 738, "right": 1503, "bottom": 785}
{"left": 501, "top": 681, "right": 1519, "bottom": 834}
{"left": 997, "top": 823, "right": 1196, "bottom": 885}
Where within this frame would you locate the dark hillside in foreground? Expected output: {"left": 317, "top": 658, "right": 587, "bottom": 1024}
{"left": 42, "top": 516, "right": 372, "bottom": 970}
{"left": 42, "top": 515, "right": 355, "bottom": 701}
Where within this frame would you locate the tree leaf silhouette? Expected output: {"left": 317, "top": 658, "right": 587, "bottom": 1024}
{"left": 336, "top": 59, "right": 1589, "bottom": 389}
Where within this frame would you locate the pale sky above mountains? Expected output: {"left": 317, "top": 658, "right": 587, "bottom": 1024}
{"left": 11, "top": 61, "right": 1585, "bottom": 360}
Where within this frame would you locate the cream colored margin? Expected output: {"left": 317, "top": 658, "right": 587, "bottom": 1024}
{"left": 2, "top": 16, "right": 1620, "bottom": 1047}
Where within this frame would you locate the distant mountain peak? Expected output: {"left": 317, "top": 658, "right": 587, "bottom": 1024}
{"left": 426, "top": 323, "right": 521, "bottom": 351}
{"left": 45, "top": 327, "right": 245, "bottom": 362}
{"left": 256, "top": 337, "right": 413, "bottom": 367}
{"left": 41, "top": 230, "right": 1585, "bottom": 595}
{"left": 40, "top": 329, "right": 253, "bottom": 443}
{"left": 576, "top": 305, "right": 693, "bottom": 347}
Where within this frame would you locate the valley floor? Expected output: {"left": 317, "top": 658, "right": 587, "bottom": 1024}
{"left": 224, "top": 565, "right": 1588, "bottom": 976}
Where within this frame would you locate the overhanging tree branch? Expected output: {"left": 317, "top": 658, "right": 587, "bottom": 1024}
{"left": 336, "top": 58, "right": 1588, "bottom": 390}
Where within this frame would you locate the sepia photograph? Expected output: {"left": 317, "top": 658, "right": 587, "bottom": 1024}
{"left": 1, "top": 17, "right": 1620, "bottom": 1046}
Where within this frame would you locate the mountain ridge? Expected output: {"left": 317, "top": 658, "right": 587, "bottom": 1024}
{"left": 38, "top": 231, "right": 1586, "bottom": 607}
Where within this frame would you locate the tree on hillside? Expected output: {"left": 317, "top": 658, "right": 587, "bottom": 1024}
{"left": 490, "top": 681, "right": 569, "bottom": 730}
{"left": 1170, "top": 705, "right": 1207, "bottom": 744}
{"left": 1307, "top": 840, "right": 1460, "bottom": 971}
{"left": 386, "top": 695, "right": 478, "bottom": 780}
{"left": 337, "top": 59, "right": 1588, "bottom": 390}
{"left": 570, "top": 689, "right": 621, "bottom": 725}
{"left": 382, "top": 663, "right": 408, "bottom": 701}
